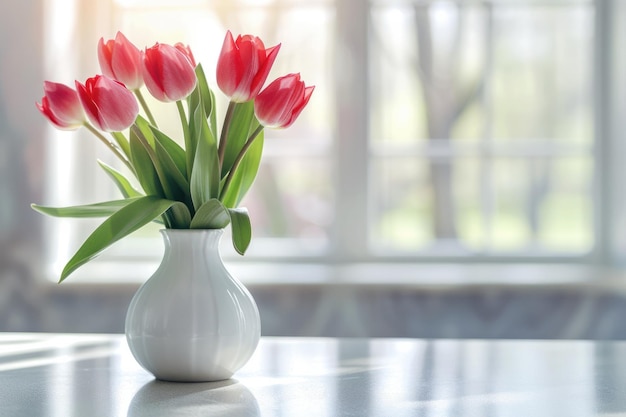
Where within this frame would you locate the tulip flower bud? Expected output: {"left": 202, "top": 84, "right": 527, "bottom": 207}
{"left": 36, "top": 81, "right": 86, "bottom": 130}
{"left": 75, "top": 75, "right": 139, "bottom": 132}
{"left": 142, "top": 43, "right": 197, "bottom": 102}
{"left": 216, "top": 31, "right": 281, "bottom": 103}
{"left": 98, "top": 32, "right": 144, "bottom": 90}
{"left": 254, "top": 73, "right": 314, "bottom": 129}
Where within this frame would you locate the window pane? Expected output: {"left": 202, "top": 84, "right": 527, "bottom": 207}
{"left": 491, "top": 4, "right": 593, "bottom": 146}
{"left": 369, "top": 1, "right": 594, "bottom": 256}
{"left": 371, "top": 157, "right": 432, "bottom": 251}
{"left": 537, "top": 157, "right": 593, "bottom": 251}
{"left": 244, "top": 157, "right": 333, "bottom": 241}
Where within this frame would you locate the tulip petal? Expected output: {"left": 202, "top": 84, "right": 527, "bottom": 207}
{"left": 284, "top": 85, "right": 315, "bottom": 128}
{"left": 250, "top": 43, "right": 281, "bottom": 99}
{"left": 76, "top": 76, "right": 138, "bottom": 132}
{"left": 76, "top": 79, "right": 105, "bottom": 130}
{"left": 216, "top": 31, "right": 240, "bottom": 99}
{"left": 97, "top": 38, "right": 116, "bottom": 79}
{"left": 111, "top": 32, "right": 144, "bottom": 89}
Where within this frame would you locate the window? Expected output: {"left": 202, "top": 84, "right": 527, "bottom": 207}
{"left": 42, "top": 0, "right": 623, "bottom": 283}
{"left": 369, "top": 1, "right": 594, "bottom": 256}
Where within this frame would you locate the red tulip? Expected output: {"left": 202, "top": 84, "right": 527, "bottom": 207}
{"left": 75, "top": 75, "right": 139, "bottom": 132}
{"left": 36, "top": 81, "right": 85, "bottom": 130}
{"left": 98, "top": 32, "right": 144, "bottom": 90}
{"left": 142, "top": 43, "right": 197, "bottom": 102}
{"left": 216, "top": 31, "right": 280, "bottom": 102}
{"left": 254, "top": 74, "right": 314, "bottom": 129}
{"left": 174, "top": 42, "right": 196, "bottom": 67}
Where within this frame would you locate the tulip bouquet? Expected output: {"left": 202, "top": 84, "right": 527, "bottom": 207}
{"left": 33, "top": 31, "right": 314, "bottom": 282}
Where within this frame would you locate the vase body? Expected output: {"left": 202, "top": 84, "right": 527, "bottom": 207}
{"left": 125, "top": 229, "right": 260, "bottom": 382}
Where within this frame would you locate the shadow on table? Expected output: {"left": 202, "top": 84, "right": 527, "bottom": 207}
{"left": 127, "top": 378, "right": 260, "bottom": 417}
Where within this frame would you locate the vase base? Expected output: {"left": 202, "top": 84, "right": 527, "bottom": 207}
{"left": 152, "top": 375, "right": 234, "bottom": 383}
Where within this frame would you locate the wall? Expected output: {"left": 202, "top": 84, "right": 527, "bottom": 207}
{"left": 0, "top": 1, "right": 48, "bottom": 330}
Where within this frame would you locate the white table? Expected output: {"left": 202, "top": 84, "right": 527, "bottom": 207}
{"left": 1, "top": 333, "right": 626, "bottom": 416}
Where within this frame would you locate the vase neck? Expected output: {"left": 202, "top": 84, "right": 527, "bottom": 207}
{"left": 160, "top": 229, "right": 224, "bottom": 257}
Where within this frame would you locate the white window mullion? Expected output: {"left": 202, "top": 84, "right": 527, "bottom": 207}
{"left": 481, "top": 2, "right": 496, "bottom": 252}
{"left": 593, "top": 0, "right": 612, "bottom": 264}
{"left": 601, "top": 0, "right": 626, "bottom": 265}
{"left": 332, "top": 0, "right": 370, "bottom": 262}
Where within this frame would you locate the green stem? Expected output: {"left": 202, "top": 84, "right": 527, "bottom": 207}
{"left": 84, "top": 123, "right": 134, "bottom": 173}
{"left": 176, "top": 100, "right": 192, "bottom": 178}
{"left": 134, "top": 89, "right": 157, "bottom": 127}
{"left": 110, "top": 131, "right": 131, "bottom": 159}
{"left": 220, "top": 124, "right": 264, "bottom": 200}
{"left": 217, "top": 101, "right": 236, "bottom": 172}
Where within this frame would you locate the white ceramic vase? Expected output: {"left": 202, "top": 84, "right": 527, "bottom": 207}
{"left": 125, "top": 229, "right": 260, "bottom": 382}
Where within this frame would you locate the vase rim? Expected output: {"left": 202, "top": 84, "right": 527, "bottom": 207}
{"left": 160, "top": 228, "right": 224, "bottom": 235}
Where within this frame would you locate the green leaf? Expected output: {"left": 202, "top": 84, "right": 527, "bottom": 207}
{"left": 130, "top": 125, "right": 164, "bottom": 197}
{"left": 221, "top": 129, "right": 264, "bottom": 208}
{"left": 153, "top": 137, "right": 191, "bottom": 204}
{"left": 131, "top": 123, "right": 187, "bottom": 206}
{"left": 98, "top": 160, "right": 143, "bottom": 199}
{"left": 208, "top": 89, "right": 217, "bottom": 137}
{"left": 194, "top": 64, "right": 217, "bottom": 135}
{"left": 59, "top": 196, "right": 186, "bottom": 282}
{"left": 133, "top": 116, "right": 156, "bottom": 147}
{"left": 190, "top": 199, "right": 231, "bottom": 229}
{"left": 221, "top": 101, "right": 255, "bottom": 178}
{"left": 150, "top": 127, "right": 187, "bottom": 180}
{"left": 31, "top": 198, "right": 141, "bottom": 218}
{"left": 228, "top": 207, "right": 252, "bottom": 255}
{"left": 186, "top": 84, "right": 202, "bottom": 179}
{"left": 190, "top": 105, "right": 220, "bottom": 210}
{"left": 165, "top": 203, "right": 192, "bottom": 229}
{"left": 187, "top": 81, "right": 200, "bottom": 122}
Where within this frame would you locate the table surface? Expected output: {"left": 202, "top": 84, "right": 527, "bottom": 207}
{"left": 1, "top": 334, "right": 626, "bottom": 417}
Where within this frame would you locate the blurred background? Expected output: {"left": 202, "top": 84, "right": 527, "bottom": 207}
{"left": 4, "top": 0, "right": 626, "bottom": 338}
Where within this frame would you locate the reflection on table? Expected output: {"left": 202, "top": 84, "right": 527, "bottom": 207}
{"left": 1, "top": 333, "right": 626, "bottom": 416}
